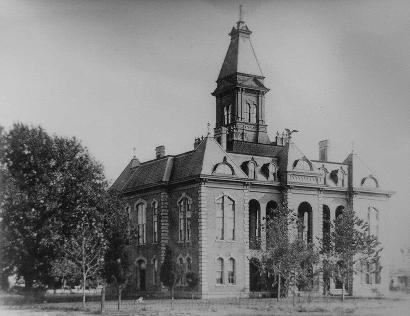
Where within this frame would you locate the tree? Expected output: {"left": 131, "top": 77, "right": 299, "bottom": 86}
{"left": 260, "top": 203, "right": 319, "bottom": 302}
{"left": 160, "top": 245, "right": 177, "bottom": 299}
{"left": 0, "top": 123, "right": 113, "bottom": 292}
{"left": 50, "top": 258, "right": 81, "bottom": 291}
{"left": 320, "top": 208, "right": 382, "bottom": 301}
{"left": 61, "top": 220, "right": 107, "bottom": 307}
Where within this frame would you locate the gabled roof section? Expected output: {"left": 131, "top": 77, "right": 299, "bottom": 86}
{"left": 217, "top": 22, "right": 263, "bottom": 80}
{"left": 199, "top": 137, "right": 247, "bottom": 178}
{"left": 110, "top": 159, "right": 137, "bottom": 192}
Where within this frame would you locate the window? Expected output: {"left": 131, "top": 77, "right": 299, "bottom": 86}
{"left": 250, "top": 103, "right": 256, "bottom": 123}
{"left": 227, "top": 104, "right": 232, "bottom": 124}
{"left": 224, "top": 106, "right": 228, "bottom": 125}
{"left": 228, "top": 258, "right": 235, "bottom": 284}
{"left": 178, "top": 257, "right": 186, "bottom": 285}
{"left": 186, "top": 257, "right": 192, "bottom": 272}
{"left": 223, "top": 105, "right": 232, "bottom": 125}
{"left": 178, "top": 197, "right": 192, "bottom": 242}
{"left": 136, "top": 203, "right": 146, "bottom": 245}
{"left": 152, "top": 258, "right": 158, "bottom": 285}
{"left": 248, "top": 161, "right": 256, "bottom": 179}
{"left": 152, "top": 200, "right": 159, "bottom": 243}
{"left": 216, "top": 195, "right": 235, "bottom": 240}
{"left": 368, "top": 207, "right": 379, "bottom": 239}
{"left": 216, "top": 258, "right": 224, "bottom": 284}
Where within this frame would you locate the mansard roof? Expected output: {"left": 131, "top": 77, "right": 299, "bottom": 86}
{"left": 217, "top": 22, "right": 264, "bottom": 81}
{"left": 227, "top": 140, "right": 284, "bottom": 157}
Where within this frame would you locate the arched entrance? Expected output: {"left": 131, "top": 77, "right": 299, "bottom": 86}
{"left": 249, "top": 258, "right": 262, "bottom": 291}
{"left": 249, "top": 200, "right": 261, "bottom": 249}
{"left": 297, "top": 202, "right": 313, "bottom": 243}
{"left": 266, "top": 201, "right": 279, "bottom": 246}
{"left": 136, "top": 259, "right": 146, "bottom": 291}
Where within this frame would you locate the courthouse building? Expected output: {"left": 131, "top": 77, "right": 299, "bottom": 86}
{"left": 112, "top": 16, "right": 393, "bottom": 297}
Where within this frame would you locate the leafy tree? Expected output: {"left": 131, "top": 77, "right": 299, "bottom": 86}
{"left": 160, "top": 245, "right": 177, "bottom": 299}
{"left": 320, "top": 208, "right": 382, "bottom": 301}
{"left": 0, "top": 123, "right": 113, "bottom": 292}
{"left": 50, "top": 258, "right": 81, "bottom": 290}
{"left": 260, "top": 203, "right": 319, "bottom": 302}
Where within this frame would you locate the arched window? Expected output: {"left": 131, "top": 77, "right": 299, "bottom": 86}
{"left": 216, "top": 258, "right": 224, "bottom": 284}
{"left": 186, "top": 257, "right": 192, "bottom": 272}
{"left": 335, "top": 206, "right": 345, "bottom": 219}
{"left": 152, "top": 257, "right": 158, "bottom": 285}
{"left": 228, "top": 258, "right": 236, "bottom": 284}
{"left": 322, "top": 205, "right": 331, "bottom": 252}
{"left": 368, "top": 207, "right": 379, "bottom": 238}
{"left": 250, "top": 103, "right": 256, "bottom": 123}
{"left": 249, "top": 200, "right": 261, "bottom": 249}
{"left": 136, "top": 203, "right": 146, "bottom": 245}
{"left": 216, "top": 195, "right": 235, "bottom": 240}
{"left": 266, "top": 201, "right": 278, "bottom": 245}
{"left": 178, "top": 197, "right": 192, "bottom": 242}
{"left": 244, "top": 102, "right": 251, "bottom": 122}
{"left": 227, "top": 104, "right": 232, "bottom": 124}
{"left": 152, "top": 200, "right": 159, "bottom": 243}
{"left": 177, "top": 257, "right": 186, "bottom": 285}
{"left": 297, "top": 202, "right": 313, "bottom": 243}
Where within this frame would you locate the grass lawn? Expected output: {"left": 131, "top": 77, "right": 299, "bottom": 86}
{"left": 1, "top": 293, "right": 409, "bottom": 316}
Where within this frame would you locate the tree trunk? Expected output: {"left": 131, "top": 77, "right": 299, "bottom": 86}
{"left": 277, "top": 273, "right": 281, "bottom": 301}
{"left": 341, "top": 282, "right": 345, "bottom": 302}
{"left": 81, "top": 234, "right": 87, "bottom": 308}
{"left": 117, "top": 287, "right": 122, "bottom": 310}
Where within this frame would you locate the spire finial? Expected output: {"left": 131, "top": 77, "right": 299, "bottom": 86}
{"left": 207, "top": 122, "right": 211, "bottom": 136}
{"left": 132, "top": 147, "right": 136, "bottom": 158}
{"left": 237, "top": 5, "right": 244, "bottom": 28}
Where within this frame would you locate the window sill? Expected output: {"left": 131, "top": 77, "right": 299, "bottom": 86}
{"left": 215, "top": 284, "right": 237, "bottom": 287}
{"left": 215, "top": 239, "right": 236, "bottom": 243}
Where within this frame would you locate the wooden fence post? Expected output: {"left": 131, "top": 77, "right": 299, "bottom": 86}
{"left": 100, "top": 286, "right": 105, "bottom": 314}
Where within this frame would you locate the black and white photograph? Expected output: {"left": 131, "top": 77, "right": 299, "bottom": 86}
{"left": 0, "top": 0, "right": 409, "bottom": 315}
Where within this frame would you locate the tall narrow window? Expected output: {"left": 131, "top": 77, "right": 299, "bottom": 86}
{"left": 178, "top": 257, "right": 186, "bottom": 285}
{"left": 152, "top": 201, "right": 159, "bottom": 243}
{"left": 228, "top": 258, "right": 235, "bottom": 284}
{"left": 227, "top": 104, "right": 232, "bottom": 124}
{"left": 186, "top": 257, "right": 192, "bottom": 272}
{"left": 136, "top": 203, "right": 146, "bottom": 245}
{"left": 216, "top": 195, "right": 235, "bottom": 240}
{"left": 152, "top": 258, "right": 158, "bottom": 285}
{"left": 216, "top": 258, "right": 224, "bottom": 284}
{"left": 178, "top": 197, "right": 192, "bottom": 242}
{"left": 224, "top": 106, "right": 228, "bottom": 125}
{"left": 216, "top": 200, "right": 224, "bottom": 240}
{"left": 250, "top": 103, "right": 256, "bottom": 123}
{"left": 244, "top": 102, "right": 251, "bottom": 122}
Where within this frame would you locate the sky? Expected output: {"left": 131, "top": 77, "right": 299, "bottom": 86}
{"left": 0, "top": 0, "right": 409, "bottom": 262}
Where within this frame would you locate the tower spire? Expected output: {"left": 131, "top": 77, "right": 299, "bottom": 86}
{"left": 237, "top": 5, "right": 244, "bottom": 28}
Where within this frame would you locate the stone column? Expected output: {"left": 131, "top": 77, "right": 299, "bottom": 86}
{"left": 243, "top": 183, "right": 250, "bottom": 295}
{"left": 160, "top": 192, "right": 169, "bottom": 261}
{"left": 198, "top": 181, "right": 208, "bottom": 298}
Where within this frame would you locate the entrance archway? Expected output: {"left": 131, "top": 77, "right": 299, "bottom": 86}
{"left": 136, "top": 259, "right": 146, "bottom": 291}
{"left": 249, "top": 258, "right": 262, "bottom": 291}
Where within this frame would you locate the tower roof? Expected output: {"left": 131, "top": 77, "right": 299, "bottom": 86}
{"left": 217, "top": 15, "right": 263, "bottom": 80}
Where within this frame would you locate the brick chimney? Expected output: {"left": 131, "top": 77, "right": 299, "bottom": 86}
{"left": 319, "top": 140, "right": 329, "bottom": 162}
{"left": 155, "top": 145, "right": 165, "bottom": 159}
